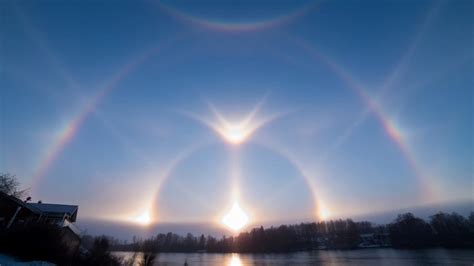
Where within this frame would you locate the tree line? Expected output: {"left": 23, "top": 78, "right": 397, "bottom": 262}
{"left": 106, "top": 212, "right": 474, "bottom": 253}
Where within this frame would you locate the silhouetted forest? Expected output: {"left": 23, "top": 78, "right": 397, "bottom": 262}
{"left": 104, "top": 212, "right": 474, "bottom": 253}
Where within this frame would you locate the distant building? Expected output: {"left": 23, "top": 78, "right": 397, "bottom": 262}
{"left": 0, "top": 192, "right": 81, "bottom": 253}
{"left": 359, "top": 232, "right": 391, "bottom": 248}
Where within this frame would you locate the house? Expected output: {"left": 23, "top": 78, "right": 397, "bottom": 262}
{"left": 0, "top": 191, "right": 40, "bottom": 228}
{"left": 28, "top": 202, "right": 80, "bottom": 235}
{"left": 0, "top": 192, "right": 81, "bottom": 254}
{"left": 358, "top": 232, "right": 391, "bottom": 248}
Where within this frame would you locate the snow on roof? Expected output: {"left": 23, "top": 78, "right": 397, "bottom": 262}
{"left": 28, "top": 203, "right": 78, "bottom": 221}
{"left": 1, "top": 192, "right": 79, "bottom": 222}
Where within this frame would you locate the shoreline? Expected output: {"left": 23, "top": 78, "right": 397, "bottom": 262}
{"left": 111, "top": 246, "right": 474, "bottom": 254}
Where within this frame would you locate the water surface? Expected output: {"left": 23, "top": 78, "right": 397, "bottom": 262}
{"left": 113, "top": 248, "right": 474, "bottom": 265}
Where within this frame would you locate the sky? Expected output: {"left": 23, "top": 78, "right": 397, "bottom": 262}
{"left": 1, "top": 0, "right": 473, "bottom": 235}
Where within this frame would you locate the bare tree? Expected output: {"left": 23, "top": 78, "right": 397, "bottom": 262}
{"left": 0, "top": 172, "right": 28, "bottom": 199}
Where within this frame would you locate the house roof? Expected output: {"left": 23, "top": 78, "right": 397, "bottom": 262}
{"left": 0, "top": 192, "right": 79, "bottom": 222}
{"left": 28, "top": 203, "right": 78, "bottom": 215}
{"left": 0, "top": 191, "right": 41, "bottom": 214}
{"left": 28, "top": 203, "right": 78, "bottom": 222}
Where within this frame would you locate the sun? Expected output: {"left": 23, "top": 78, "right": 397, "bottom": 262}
{"left": 182, "top": 97, "right": 283, "bottom": 146}
{"left": 220, "top": 123, "right": 250, "bottom": 144}
{"left": 133, "top": 210, "right": 152, "bottom": 226}
{"left": 222, "top": 202, "right": 249, "bottom": 231}
{"left": 320, "top": 208, "right": 330, "bottom": 221}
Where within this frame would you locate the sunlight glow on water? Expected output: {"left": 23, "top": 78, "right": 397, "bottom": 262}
{"left": 113, "top": 249, "right": 474, "bottom": 266}
{"left": 228, "top": 253, "right": 243, "bottom": 266}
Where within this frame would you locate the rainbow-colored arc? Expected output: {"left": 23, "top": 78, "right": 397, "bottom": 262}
{"left": 168, "top": 100, "right": 327, "bottom": 222}
{"left": 147, "top": 140, "right": 327, "bottom": 224}
{"left": 29, "top": 37, "right": 182, "bottom": 191}
{"left": 156, "top": 1, "right": 317, "bottom": 33}
{"left": 254, "top": 141, "right": 327, "bottom": 221}
{"left": 288, "top": 33, "right": 438, "bottom": 202}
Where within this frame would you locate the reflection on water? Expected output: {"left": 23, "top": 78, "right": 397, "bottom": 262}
{"left": 228, "top": 253, "right": 242, "bottom": 266}
{"left": 114, "top": 248, "right": 474, "bottom": 266}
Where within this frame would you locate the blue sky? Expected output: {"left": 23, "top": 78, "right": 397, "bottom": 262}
{"left": 1, "top": 0, "right": 472, "bottom": 231}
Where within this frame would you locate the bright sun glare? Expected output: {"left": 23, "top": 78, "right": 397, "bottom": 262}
{"left": 197, "top": 99, "right": 279, "bottom": 146}
{"left": 222, "top": 202, "right": 249, "bottom": 231}
{"left": 320, "top": 208, "right": 330, "bottom": 220}
{"left": 133, "top": 210, "right": 151, "bottom": 226}
{"left": 222, "top": 124, "right": 249, "bottom": 144}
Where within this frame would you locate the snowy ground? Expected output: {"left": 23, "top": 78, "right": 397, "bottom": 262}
{"left": 0, "top": 254, "right": 54, "bottom": 266}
